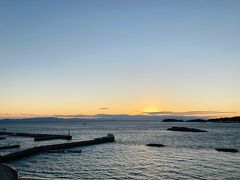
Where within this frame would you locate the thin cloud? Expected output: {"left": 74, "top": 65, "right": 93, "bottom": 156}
{"left": 0, "top": 111, "right": 237, "bottom": 119}
{"left": 143, "top": 111, "right": 236, "bottom": 116}
{"left": 99, "top": 107, "right": 109, "bottom": 110}
{"left": 53, "top": 114, "right": 95, "bottom": 118}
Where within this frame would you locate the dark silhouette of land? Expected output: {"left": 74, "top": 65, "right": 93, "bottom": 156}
{"left": 208, "top": 116, "right": 240, "bottom": 123}
{"left": 162, "top": 119, "right": 184, "bottom": 122}
{"left": 186, "top": 119, "right": 206, "bottom": 122}
{"left": 162, "top": 116, "right": 240, "bottom": 123}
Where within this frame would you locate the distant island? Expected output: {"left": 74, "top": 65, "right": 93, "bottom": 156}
{"left": 186, "top": 119, "right": 206, "bottom": 122}
{"left": 162, "top": 116, "right": 240, "bottom": 123}
{"left": 207, "top": 117, "right": 240, "bottom": 123}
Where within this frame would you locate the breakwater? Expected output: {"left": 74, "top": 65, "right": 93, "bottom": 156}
{"left": 0, "top": 131, "right": 72, "bottom": 141}
{"left": 0, "top": 134, "right": 115, "bottom": 163}
{"left": 0, "top": 145, "right": 20, "bottom": 150}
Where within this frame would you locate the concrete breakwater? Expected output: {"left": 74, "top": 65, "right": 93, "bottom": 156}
{"left": 0, "top": 131, "right": 72, "bottom": 141}
{"left": 0, "top": 145, "right": 20, "bottom": 150}
{"left": 0, "top": 134, "right": 115, "bottom": 163}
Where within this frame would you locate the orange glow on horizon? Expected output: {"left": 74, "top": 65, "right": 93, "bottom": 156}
{"left": 142, "top": 107, "right": 160, "bottom": 113}
{"left": 0, "top": 97, "right": 239, "bottom": 118}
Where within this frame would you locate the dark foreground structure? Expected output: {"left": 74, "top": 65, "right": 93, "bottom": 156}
{"left": 0, "top": 164, "right": 18, "bottom": 180}
{"left": 0, "top": 134, "right": 115, "bottom": 163}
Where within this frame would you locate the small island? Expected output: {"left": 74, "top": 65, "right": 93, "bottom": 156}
{"left": 215, "top": 148, "right": 238, "bottom": 153}
{"left": 167, "top": 126, "right": 208, "bottom": 132}
{"left": 146, "top": 144, "right": 165, "bottom": 148}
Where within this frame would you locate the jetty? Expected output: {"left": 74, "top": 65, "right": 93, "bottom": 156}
{"left": 0, "top": 131, "right": 72, "bottom": 141}
{"left": 0, "top": 134, "right": 115, "bottom": 163}
{"left": 0, "top": 145, "right": 20, "bottom": 150}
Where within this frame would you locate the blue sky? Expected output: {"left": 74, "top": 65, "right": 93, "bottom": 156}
{"left": 0, "top": 0, "right": 240, "bottom": 117}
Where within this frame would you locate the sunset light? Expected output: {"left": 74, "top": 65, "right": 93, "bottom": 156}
{"left": 0, "top": 1, "right": 240, "bottom": 179}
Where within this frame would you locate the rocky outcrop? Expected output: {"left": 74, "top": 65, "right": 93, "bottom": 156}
{"left": 146, "top": 144, "right": 165, "bottom": 147}
{"left": 167, "top": 126, "right": 207, "bottom": 132}
{"left": 215, "top": 148, "right": 238, "bottom": 153}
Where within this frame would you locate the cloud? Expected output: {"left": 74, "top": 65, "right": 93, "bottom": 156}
{"left": 52, "top": 113, "right": 209, "bottom": 120}
{"left": 53, "top": 114, "right": 95, "bottom": 118}
{"left": 99, "top": 107, "right": 109, "bottom": 110}
{"left": 0, "top": 111, "right": 237, "bottom": 120}
{"left": 143, "top": 111, "right": 236, "bottom": 116}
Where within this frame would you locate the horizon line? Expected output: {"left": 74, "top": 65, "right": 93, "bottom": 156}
{"left": 0, "top": 111, "right": 238, "bottom": 120}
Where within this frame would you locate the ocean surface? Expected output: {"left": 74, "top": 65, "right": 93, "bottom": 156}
{"left": 0, "top": 119, "right": 239, "bottom": 179}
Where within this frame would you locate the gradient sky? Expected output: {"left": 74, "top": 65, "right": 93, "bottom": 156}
{"left": 0, "top": 0, "right": 240, "bottom": 118}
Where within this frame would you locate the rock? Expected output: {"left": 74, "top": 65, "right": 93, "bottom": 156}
{"left": 215, "top": 148, "right": 238, "bottom": 153}
{"left": 167, "top": 126, "right": 207, "bottom": 132}
{"left": 146, "top": 144, "right": 165, "bottom": 147}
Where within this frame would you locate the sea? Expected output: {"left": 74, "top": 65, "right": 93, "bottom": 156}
{"left": 0, "top": 119, "right": 239, "bottom": 179}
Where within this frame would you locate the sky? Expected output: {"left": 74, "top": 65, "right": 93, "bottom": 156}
{"left": 0, "top": 0, "right": 240, "bottom": 118}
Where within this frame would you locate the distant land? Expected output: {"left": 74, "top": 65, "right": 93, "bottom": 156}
{"left": 164, "top": 117, "right": 240, "bottom": 123}
{"left": 186, "top": 119, "right": 206, "bottom": 122}
{"left": 162, "top": 119, "right": 184, "bottom": 122}
{"left": 0, "top": 116, "right": 239, "bottom": 123}
{"left": 0, "top": 115, "right": 204, "bottom": 121}
{"left": 207, "top": 116, "right": 240, "bottom": 123}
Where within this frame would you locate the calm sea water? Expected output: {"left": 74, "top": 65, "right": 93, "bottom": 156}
{"left": 0, "top": 119, "right": 239, "bottom": 179}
